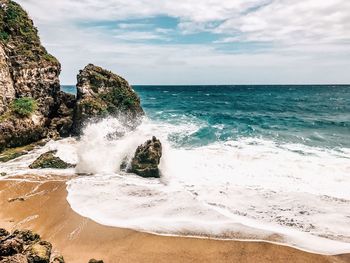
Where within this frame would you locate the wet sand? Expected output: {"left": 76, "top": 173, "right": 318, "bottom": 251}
{"left": 0, "top": 178, "right": 349, "bottom": 263}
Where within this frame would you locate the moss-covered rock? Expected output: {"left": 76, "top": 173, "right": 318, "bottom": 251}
{"left": 72, "top": 64, "right": 144, "bottom": 134}
{"left": 0, "top": 1, "right": 75, "bottom": 150}
{"left": 0, "top": 142, "right": 37, "bottom": 162}
{"left": 29, "top": 150, "right": 75, "bottom": 169}
{"left": 25, "top": 241, "right": 52, "bottom": 263}
{"left": 0, "top": 0, "right": 58, "bottom": 64}
{"left": 128, "top": 136, "right": 162, "bottom": 178}
{"left": 0, "top": 228, "right": 70, "bottom": 263}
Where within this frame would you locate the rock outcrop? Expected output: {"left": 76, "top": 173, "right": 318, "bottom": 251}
{"left": 72, "top": 64, "right": 144, "bottom": 134}
{"left": 0, "top": 229, "right": 63, "bottom": 263}
{"left": 29, "top": 150, "right": 75, "bottom": 169}
{"left": 128, "top": 136, "right": 162, "bottom": 178}
{"left": 0, "top": 1, "right": 145, "bottom": 154}
{"left": 88, "top": 259, "right": 104, "bottom": 263}
{"left": 0, "top": 0, "right": 75, "bottom": 151}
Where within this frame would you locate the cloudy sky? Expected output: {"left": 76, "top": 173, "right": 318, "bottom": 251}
{"left": 17, "top": 0, "right": 350, "bottom": 85}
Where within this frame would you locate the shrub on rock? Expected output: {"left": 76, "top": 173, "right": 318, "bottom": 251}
{"left": 10, "top": 97, "right": 37, "bottom": 117}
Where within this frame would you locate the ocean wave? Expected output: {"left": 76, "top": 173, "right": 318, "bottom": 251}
{"left": 1, "top": 116, "right": 350, "bottom": 253}
{"left": 62, "top": 117, "right": 350, "bottom": 254}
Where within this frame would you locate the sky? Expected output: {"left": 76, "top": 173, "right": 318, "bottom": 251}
{"left": 17, "top": 0, "right": 350, "bottom": 85}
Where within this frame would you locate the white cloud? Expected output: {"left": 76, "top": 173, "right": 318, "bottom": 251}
{"left": 15, "top": 0, "right": 350, "bottom": 84}
{"left": 217, "top": 0, "right": 350, "bottom": 44}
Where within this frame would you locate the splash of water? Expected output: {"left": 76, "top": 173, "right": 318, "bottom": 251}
{"left": 66, "top": 117, "right": 350, "bottom": 254}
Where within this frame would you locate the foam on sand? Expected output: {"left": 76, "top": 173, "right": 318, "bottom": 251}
{"left": 64, "top": 117, "right": 350, "bottom": 255}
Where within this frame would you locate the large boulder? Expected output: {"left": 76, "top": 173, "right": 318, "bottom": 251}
{"left": 29, "top": 151, "right": 75, "bottom": 169}
{"left": 0, "top": 254, "right": 28, "bottom": 263}
{"left": 0, "top": 238, "right": 23, "bottom": 257}
{"left": 0, "top": 229, "right": 67, "bottom": 263}
{"left": 72, "top": 64, "right": 144, "bottom": 134}
{"left": 25, "top": 241, "right": 51, "bottom": 263}
{"left": 128, "top": 136, "right": 162, "bottom": 178}
{"left": 0, "top": 0, "right": 74, "bottom": 151}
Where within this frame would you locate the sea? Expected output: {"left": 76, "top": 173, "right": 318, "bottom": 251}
{"left": 3, "top": 85, "right": 350, "bottom": 254}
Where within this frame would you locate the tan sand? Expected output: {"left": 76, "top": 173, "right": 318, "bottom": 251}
{"left": 0, "top": 178, "right": 349, "bottom": 263}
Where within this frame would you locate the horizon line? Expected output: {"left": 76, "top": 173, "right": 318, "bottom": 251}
{"left": 61, "top": 84, "right": 350, "bottom": 86}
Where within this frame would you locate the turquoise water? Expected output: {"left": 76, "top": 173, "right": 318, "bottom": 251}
{"left": 62, "top": 85, "right": 350, "bottom": 149}
{"left": 23, "top": 85, "right": 348, "bottom": 252}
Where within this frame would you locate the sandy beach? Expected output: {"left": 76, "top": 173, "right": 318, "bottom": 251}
{"left": 0, "top": 177, "right": 349, "bottom": 263}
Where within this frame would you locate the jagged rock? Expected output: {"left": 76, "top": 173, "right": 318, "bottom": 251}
{"left": 0, "top": 229, "right": 70, "bottom": 263}
{"left": 50, "top": 255, "right": 64, "bottom": 263}
{"left": 12, "top": 230, "right": 40, "bottom": 245}
{"left": 88, "top": 259, "right": 104, "bottom": 263}
{"left": 72, "top": 64, "right": 144, "bottom": 134}
{"left": 29, "top": 151, "right": 75, "bottom": 169}
{"left": 0, "top": 238, "right": 23, "bottom": 257}
{"left": 8, "top": 197, "right": 25, "bottom": 202}
{"left": 0, "top": 43, "right": 15, "bottom": 115}
{"left": 129, "top": 136, "right": 162, "bottom": 178}
{"left": 49, "top": 92, "right": 76, "bottom": 137}
{"left": 0, "top": 140, "right": 45, "bottom": 162}
{"left": 0, "top": 253, "right": 28, "bottom": 263}
{"left": 0, "top": 0, "right": 74, "bottom": 150}
{"left": 25, "top": 241, "right": 52, "bottom": 263}
{"left": 0, "top": 229, "right": 9, "bottom": 238}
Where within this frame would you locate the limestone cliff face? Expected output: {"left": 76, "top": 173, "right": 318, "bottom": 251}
{"left": 0, "top": 0, "right": 145, "bottom": 151}
{"left": 0, "top": 44, "right": 15, "bottom": 115}
{"left": 73, "top": 64, "right": 144, "bottom": 133}
{"left": 0, "top": 0, "right": 73, "bottom": 150}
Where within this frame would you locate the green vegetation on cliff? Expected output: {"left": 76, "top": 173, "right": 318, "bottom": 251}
{"left": 10, "top": 97, "right": 37, "bottom": 117}
{"left": 0, "top": 0, "right": 58, "bottom": 63}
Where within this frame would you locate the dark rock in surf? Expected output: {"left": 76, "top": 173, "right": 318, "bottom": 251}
{"left": 29, "top": 150, "right": 75, "bottom": 169}
{"left": 72, "top": 64, "right": 144, "bottom": 134}
{"left": 129, "top": 136, "right": 162, "bottom": 178}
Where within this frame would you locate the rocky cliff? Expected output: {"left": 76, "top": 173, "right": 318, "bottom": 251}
{"left": 0, "top": 0, "right": 74, "bottom": 150}
{"left": 72, "top": 64, "right": 144, "bottom": 133}
{"left": 0, "top": 0, "right": 145, "bottom": 152}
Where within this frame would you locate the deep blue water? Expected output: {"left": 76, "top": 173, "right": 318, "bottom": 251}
{"left": 62, "top": 85, "right": 350, "bottom": 149}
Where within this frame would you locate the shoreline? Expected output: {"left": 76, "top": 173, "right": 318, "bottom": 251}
{"left": 1, "top": 177, "right": 349, "bottom": 263}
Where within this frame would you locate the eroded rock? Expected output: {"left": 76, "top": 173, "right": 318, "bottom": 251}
{"left": 0, "top": 229, "right": 9, "bottom": 238}
{"left": 72, "top": 64, "right": 144, "bottom": 134}
{"left": 0, "top": 253, "right": 28, "bottom": 263}
{"left": 88, "top": 259, "right": 104, "bottom": 263}
{"left": 50, "top": 255, "right": 64, "bottom": 263}
{"left": 129, "top": 136, "right": 162, "bottom": 178}
{"left": 29, "top": 151, "right": 75, "bottom": 169}
{"left": 0, "top": 229, "right": 68, "bottom": 263}
{"left": 25, "top": 241, "right": 52, "bottom": 263}
{"left": 0, "top": 1, "right": 74, "bottom": 150}
{"left": 0, "top": 238, "right": 23, "bottom": 257}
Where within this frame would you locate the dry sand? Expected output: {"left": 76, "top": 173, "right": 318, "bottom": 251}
{"left": 0, "top": 177, "right": 349, "bottom": 263}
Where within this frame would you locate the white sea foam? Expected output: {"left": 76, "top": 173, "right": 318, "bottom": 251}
{"left": 64, "top": 117, "right": 350, "bottom": 254}
{"left": 0, "top": 138, "right": 77, "bottom": 177}
{"left": 1, "top": 116, "right": 350, "bottom": 254}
